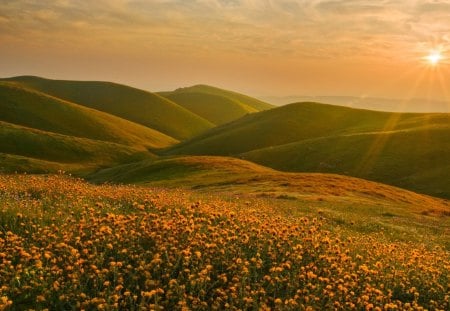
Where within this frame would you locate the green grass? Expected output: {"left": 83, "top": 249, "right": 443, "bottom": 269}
{"left": 241, "top": 124, "right": 450, "bottom": 198}
{"left": 0, "top": 82, "right": 177, "bottom": 149}
{"left": 165, "top": 102, "right": 450, "bottom": 198}
{"left": 0, "top": 121, "right": 154, "bottom": 174}
{"left": 161, "top": 92, "right": 258, "bottom": 125}
{"left": 165, "top": 102, "right": 443, "bottom": 155}
{"left": 88, "top": 155, "right": 450, "bottom": 248}
{"left": 159, "top": 84, "right": 273, "bottom": 111}
{"left": 2, "top": 76, "right": 214, "bottom": 140}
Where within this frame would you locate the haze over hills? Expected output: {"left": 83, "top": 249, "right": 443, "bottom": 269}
{"left": 1, "top": 75, "right": 449, "bottom": 199}
{"left": 262, "top": 95, "right": 450, "bottom": 113}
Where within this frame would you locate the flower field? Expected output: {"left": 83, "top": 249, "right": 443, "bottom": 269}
{"left": 0, "top": 174, "right": 449, "bottom": 310}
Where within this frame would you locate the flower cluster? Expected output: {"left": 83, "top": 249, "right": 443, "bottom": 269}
{"left": 0, "top": 174, "right": 448, "bottom": 310}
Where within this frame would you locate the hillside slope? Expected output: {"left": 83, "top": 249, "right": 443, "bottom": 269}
{"left": 0, "top": 121, "right": 153, "bottom": 173}
{"left": 166, "top": 102, "right": 427, "bottom": 155}
{"left": 160, "top": 84, "right": 273, "bottom": 111}
{"left": 1, "top": 76, "right": 214, "bottom": 140}
{"left": 242, "top": 124, "right": 450, "bottom": 198}
{"left": 0, "top": 82, "right": 177, "bottom": 149}
{"left": 161, "top": 92, "right": 257, "bottom": 125}
{"left": 88, "top": 155, "right": 449, "bottom": 209}
{"left": 166, "top": 103, "right": 450, "bottom": 198}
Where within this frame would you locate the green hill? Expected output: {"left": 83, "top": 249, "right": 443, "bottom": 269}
{"left": 1, "top": 76, "right": 213, "bottom": 140}
{"left": 166, "top": 102, "right": 450, "bottom": 198}
{"left": 0, "top": 121, "right": 153, "bottom": 174}
{"left": 161, "top": 92, "right": 257, "bottom": 125}
{"left": 165, "top": 102, "right": 419, "bottom": 155}
{"left": 160, "top": 84, "right": 273, "bottom": 112}
{"left": 242, "top": 124, "right": 450, "bottom": 198}
{"left": 0, "top": 82, "right": 177, "bottom": 149}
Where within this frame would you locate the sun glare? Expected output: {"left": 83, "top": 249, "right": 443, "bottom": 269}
{"left": 426, "top": 51, "right": 442, "bottom": 66}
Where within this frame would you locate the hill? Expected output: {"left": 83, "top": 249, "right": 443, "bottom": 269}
{"left": 160, "top": 84, "right": 273, "bottom": 112}
{"left": 0, "top": 82, "right": 177, "bottom": 149}
{"left": 0, "top": 121, "right": 153, "bottom": 174}
{"left": 242, "top": 123, "right": 450, "bottom": 198}
{"left": 165, "top": 103, "right": 450, "bottom": 198}
{"left": 1, "top": 76, "right": 214, "bottom": 140}
{"left": 160, "top": 92, "right": 258, "bottom": 125}
{"left": 165, "top": 102, "right": 423, "bottom": 155}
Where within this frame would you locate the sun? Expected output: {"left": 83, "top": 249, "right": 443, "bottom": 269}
{"left": 425, "top": 51, "right": 442, "bottom": 66}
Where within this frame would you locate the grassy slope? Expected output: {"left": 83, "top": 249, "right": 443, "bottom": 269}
{"left": 88, "top": 155, "right": 447, "bottom": 210}
{"left": 165, "top": 102, "right": 426, "bottom": 155}
{"left": 0, "top": 121, "right": 154, "bottom": 174}
{"left": 161, "top": 92, "right": 257, "bottom": 125}
{"left": 0, "top": 153, "right": 85, "bottom": 174}
{"left": 166, "top": 103, "right": 450, "bottom": 198}
{"left": 160, "top": 84, "right": 274, "bottom": 111}
{"left": 242, "top": 124, "right": 450, "bottom": 198}
{"left": 0, "top": 82, "right": 177, "bottom": 149}
{"left": 1, "top": 76, "right": 213, "bottom": 140}
{"left": 88, "top": 155, "right": 450, "bottom": 246}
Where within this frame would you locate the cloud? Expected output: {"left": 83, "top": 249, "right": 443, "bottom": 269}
{"left": 1, "top": 0, "right": 450, "bottom": 61}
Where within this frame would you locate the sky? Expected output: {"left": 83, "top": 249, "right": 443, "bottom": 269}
{"left": 1, "top": 0, "right": 450, "bottom": 102}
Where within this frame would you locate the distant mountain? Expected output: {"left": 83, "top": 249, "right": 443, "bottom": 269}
{"left": 1, "top": 76, "right": 214, "bottom": 140}
{"left": 261, "top": 95, "right": 450, "bottom": 113}
{"left": 166, "top": 102, "right": 450, "bottom": 198}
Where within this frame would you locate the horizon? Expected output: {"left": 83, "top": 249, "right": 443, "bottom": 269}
{"left": 1, "top": 1, "right": 450, "bottom": 108}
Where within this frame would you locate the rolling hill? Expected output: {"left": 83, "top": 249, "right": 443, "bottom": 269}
{"left": 159, "top": 84, "right": 273, "bottom": 111}
{"left": 0, "top": 120, "right": 153, "bottom": 174}
{"left": 0, "top": 82, "right": 177, "bottom": 149}
{"left": 160, "top": 92, "right": 258, "bottom": 125}
{"left": 165, "top": 102, "right": 450, "bottom": 198}
{"left": 165, "top": 102, "right": 426, "bottom": 155}
{"left": 1, "top": 76, "right": 214, "bottom": 140}
{"left": 241, "top": 123, "right": 450, "bottom": 198}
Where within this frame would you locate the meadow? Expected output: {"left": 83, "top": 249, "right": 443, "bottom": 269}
{"left": 0, "top": 174, "right": 448, "bottom": 310}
